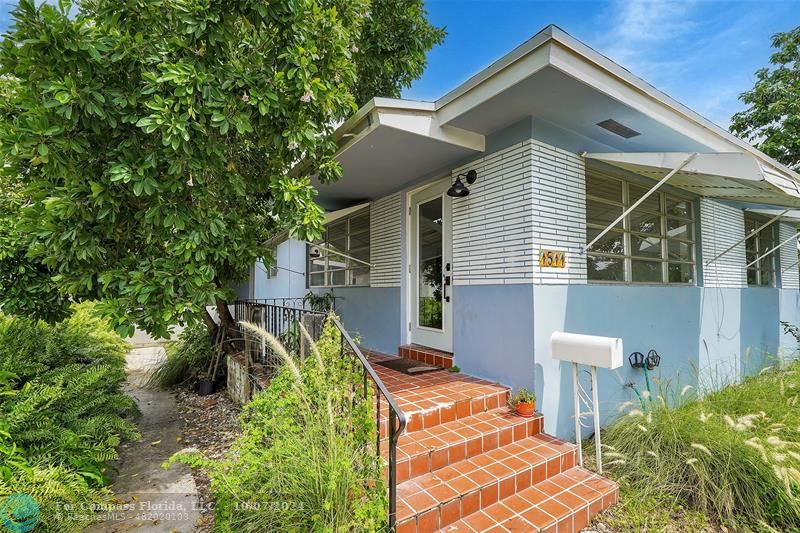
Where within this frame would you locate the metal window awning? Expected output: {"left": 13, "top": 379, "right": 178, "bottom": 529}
{"left": 584, "top": 152, "right": 800, "bottom": 207}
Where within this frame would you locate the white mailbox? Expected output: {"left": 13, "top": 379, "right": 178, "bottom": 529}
{"left": 550, "top": 331, "right": 623, "bottom": 370}
{"left": 550, "top": 331, "right": 624, "bottom": 475}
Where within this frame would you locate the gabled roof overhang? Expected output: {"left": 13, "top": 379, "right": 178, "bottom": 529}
{"left": 314, "top": 98, "right": 484, "bottom": 207}
{"left": 320, "top": 25, "right": 800, "bottom": 210}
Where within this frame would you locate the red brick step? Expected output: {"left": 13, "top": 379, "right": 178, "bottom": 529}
{"left": 385, "top": 410, "right": 544, "bottom": 483}
{"left": 395, "top": 434, "right": 579, "bottom": 532}
{"left": 439, "top": 467, "right": 618, "bottom": 533}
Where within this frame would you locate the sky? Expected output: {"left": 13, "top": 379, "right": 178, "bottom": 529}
{"left": 0, "top": 1, "right": 797, "bottom": 129}
{"left": 405, "top": 0, "right": 800, "bottom": 128}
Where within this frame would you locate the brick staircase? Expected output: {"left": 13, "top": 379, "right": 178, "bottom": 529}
{"left": 368, "top": 351, "right": 618, "bottom": 533}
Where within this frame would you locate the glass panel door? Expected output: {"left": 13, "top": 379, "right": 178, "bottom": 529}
{"left": 409, "top": 179, "right": 452, "bottom": 352}
{"left": 418, "top": 197, "right": 443, "bottom": 329}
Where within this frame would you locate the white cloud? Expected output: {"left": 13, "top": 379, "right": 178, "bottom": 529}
{"left": 598, "top": 0, "right": 699, "bottom": 79}
{"left": 589, "top": 0, "right": 761, "bottom": 128}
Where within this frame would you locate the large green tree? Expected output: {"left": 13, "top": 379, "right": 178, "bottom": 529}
{"left": 731, "top": 26, "right": 800, "bottom": 169}
{"left": 0, "top": 0, "right": 443, "bottom": 338}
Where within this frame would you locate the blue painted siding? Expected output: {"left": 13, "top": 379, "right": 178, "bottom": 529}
{"left": 317, "top": 287, "right": 402, "bottom": 355}
{"left": 252, "top": 239, "right": 307, "bottom": 300}
{"left": 533, "top": 284, "right": 702, "bottom": 439}
{"left": 780, "top": 289, "right": 800, "bottom": 356}
{"left": 451, "top": 284, "right": 535, "bottom": 392}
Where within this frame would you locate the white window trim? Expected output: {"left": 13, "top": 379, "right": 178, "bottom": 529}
{"left": 744, "top": 213, "right": 777, "bottom": 288}
{"left": 586, "top": 171, "right": 697, "bottom": 285}
{"left": 308, "top": 208, "right": 371, "bottom": 288}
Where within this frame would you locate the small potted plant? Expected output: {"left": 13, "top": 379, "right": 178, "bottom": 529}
{"left": 511, "top": 388, "right": 536, "bottom": 417}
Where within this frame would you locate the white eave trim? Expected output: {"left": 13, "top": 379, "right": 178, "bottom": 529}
{"left": 431, "top": 24, "right": 799, "bottom": 185}
{"left": 334, "top": 104, "right": 485, "bottom": 161}
{"left": 324, "top": 202, "right": 369, "bottom": 224}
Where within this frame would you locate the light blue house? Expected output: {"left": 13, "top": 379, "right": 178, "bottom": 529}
{"left": 244, "top": 25, "right": 800, "bottom": 440}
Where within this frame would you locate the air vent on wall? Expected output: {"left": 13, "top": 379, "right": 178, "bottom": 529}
{"left": 596, "top": 119, "right": 641, "bottom": 139}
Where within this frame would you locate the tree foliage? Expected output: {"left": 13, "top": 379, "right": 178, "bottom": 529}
{"left": 731, "top": 27, "right": 800, "bottom": 169}
{"left": 0, "top": 0, "right": 443, "bottom": 337}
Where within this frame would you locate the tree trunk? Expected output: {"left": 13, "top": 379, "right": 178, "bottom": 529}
{"left": 202, "top": 308, "right": 220, "bottom": 339}
{"left": 215, "top": 297, "right": 241, "bottom": 354}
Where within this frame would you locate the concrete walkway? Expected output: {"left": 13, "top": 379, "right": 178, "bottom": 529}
{"left": 86, "top": 338, "right": 202, "bottom": 533}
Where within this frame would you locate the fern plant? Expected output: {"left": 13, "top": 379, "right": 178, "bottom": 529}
{"left": 0, "top": 303, "right": 138, "bottom": 531}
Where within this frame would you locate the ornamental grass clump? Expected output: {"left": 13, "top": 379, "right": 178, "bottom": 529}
{"left": 598, "top": 359, "right": 800, "bottom": 530}
{"left": 168, "top": 315, "right": 386, "bottom": 532}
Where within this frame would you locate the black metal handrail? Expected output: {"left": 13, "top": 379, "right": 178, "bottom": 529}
{"left": 233, "top": 300, "right": 326, "bottom": 365}
{"left": 233, "top": 300, "right": 406, "bottom": 529}
{"left": 330, "top": 317, "right": 407, "bottom": 530}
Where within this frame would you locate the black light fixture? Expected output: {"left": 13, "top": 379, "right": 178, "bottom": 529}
{"left": 447, "top": 169, "right": 478, "bottom": 198}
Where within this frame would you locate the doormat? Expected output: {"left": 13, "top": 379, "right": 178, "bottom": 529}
{"left": 375, "top": 357, "right": 442, "bottom": 375}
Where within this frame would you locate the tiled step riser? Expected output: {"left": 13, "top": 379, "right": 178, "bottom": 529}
{"left": 435, "top": 482, "right": 618, "bottom": 533}
{"left": 397, "top": 445, "right": 579, "bottom": 532}
{"left": 380, "top": 389, "right": 510, "bottom": 438}
{"left": 394, "top": 416, "right": 544, "bottom": 483}
{"left": 437, "top": 471, "right": 619, "bottom": 533}
{"left": 399, "top": 345, "right": 454, "bottom": 370}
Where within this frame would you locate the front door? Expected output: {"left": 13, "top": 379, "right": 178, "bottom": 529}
{"left": 409, "top": 180, "right": 453, "bottom": 352}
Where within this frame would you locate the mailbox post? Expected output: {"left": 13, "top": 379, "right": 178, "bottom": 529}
{"left": 550, "top": 331, "right": 623, "bottom": 474}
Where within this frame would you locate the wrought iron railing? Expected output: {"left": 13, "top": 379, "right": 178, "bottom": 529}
{"left": 331, "top": 316, "right": 406, "bottom": 529}
{"left": 233, "top": 299, "right": 326, "bottom": 371}
{"left": 232, "top": 300, "right": 406, "bottom": 530}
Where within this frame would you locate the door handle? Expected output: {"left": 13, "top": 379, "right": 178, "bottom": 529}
{"left": 443, "top": 275, "right": 451, "bottom": 302}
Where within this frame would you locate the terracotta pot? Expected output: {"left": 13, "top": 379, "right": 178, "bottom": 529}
{"left": 515, "top": 401, "right": 536, "bottom": 418}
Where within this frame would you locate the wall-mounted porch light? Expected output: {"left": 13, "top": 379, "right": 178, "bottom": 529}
{"left": 447, "top": 169, "right": 478, "bottom": 198}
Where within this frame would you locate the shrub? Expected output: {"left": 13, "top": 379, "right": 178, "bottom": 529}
{"left": 145, "top": 323, "right": 215, "bottom": 388}
{"left": 598, "top": 359, "right": 800, "bottom": 530}
{"left": 0, "top": 302, "right": 129, "bottom": 383}
{"left": 168, "top": 315, "right": 386, "bottom": 532}
{"left": 0, "top": 304, "right": 138, "bottom": 531}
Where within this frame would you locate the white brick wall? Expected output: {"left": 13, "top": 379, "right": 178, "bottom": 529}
{"left": 779, "top": 221, "right": 800, "bottom": 289}
{"left": 700, "top": 199, "right": 747, "bottom": 288}
{"left": 452, "top": 141, "right": 536, "bottom": 285}
{"left": 370, "top": 193, "right": 402, "bottom": 287}
{"left": 451, "top": 139, "right": 587, "bottom": 285}
{"left": 530, "top": 142, "right": 587, "bottom": 284}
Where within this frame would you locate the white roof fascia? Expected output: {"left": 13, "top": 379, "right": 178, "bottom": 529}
{"left": 432, "top": 24, "right": 798, "bottom": 185}
{"left": 436, "top": 26, "right": 556, "bottom": 109}
{"left": 334, "top": 105, "right": 485, "bottom": 162}
{"left": 435, "top": 42, "right": 552, "bottom": 126}
{"left": 324, "top": 202, "right": 370, "bottom": 224}
{"left": 375, "top": 109, "right": 485, "bottom": 152}
{"left": 332, "top": 97, "right": 435, "bottom": 143}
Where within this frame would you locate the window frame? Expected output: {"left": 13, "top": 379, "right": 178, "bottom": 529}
{"left": 307, "top": 208, "right": 370, "bottom": 288}
{"left": 585, "top": 171, "right": 697, "bottom": 285}
{"left": 744, "top": 213, "right": 777, "bottom": 287}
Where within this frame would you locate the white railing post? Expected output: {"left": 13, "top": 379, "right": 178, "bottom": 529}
{"left": 591, "top": 366, "right": 603, "bottom": 474}
{"left": 572, "top": 362, "right": 583, "bottom": 467}
{"left": 551, "top": 332, "right": 623, "bottom": 474}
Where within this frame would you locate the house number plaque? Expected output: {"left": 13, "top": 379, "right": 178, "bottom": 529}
{"left": 539, "top": 250, "right": 566, "bottom": 268}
